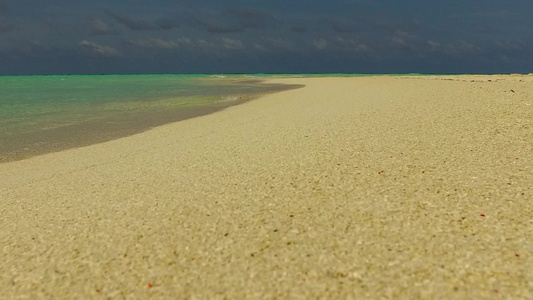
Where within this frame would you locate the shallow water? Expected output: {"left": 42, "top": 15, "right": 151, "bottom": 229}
{"left": 0, "top": 74, "right": 302, "bottom": 162}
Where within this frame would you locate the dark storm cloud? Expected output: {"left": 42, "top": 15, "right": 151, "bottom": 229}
{"left": 290, "top": 23, "right": 308, "bottom": 33}
{"left": 329, "top": 17, "right": 360, "bottom": 33}
{"left": 183, "top": 7, "right": 277, "bottom": 33}
{"left": 224, "top": 8, "right": 274, "bottom": 29}
{"left": 454, "top": 9, "right": 518, "bottom": 21}
{"left": 4, "top": 40, "right": 59, "bottom": 59}
{"left": 184, "top": 11, "right": 242, "bottom": 33}
{"left": 108, "top": 12, "right": 156, "bottom": 31}
{"left": 1, "top": 0, "right": 532, "bottom": 75}
{"left": 156, "top": 18, "right": 180, "bottom": 30}
{"left": 0, "top": 17, "right": 12, "bottom": 33}
{"left": 44, "top": 17, "right": 83, "bottom": 36}
{"left": 370, "top": 18, "right": 421, "bottom": 34}
{"left": 257, "top": 37, "right": 297, "bottom": 53}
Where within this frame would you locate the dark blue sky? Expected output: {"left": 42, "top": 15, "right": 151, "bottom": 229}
{"left": 1, "top": 0, "right": 532, "bottom": 75}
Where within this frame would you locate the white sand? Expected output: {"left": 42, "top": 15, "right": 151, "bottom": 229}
{"left": 1, "top": 75, "right": 532, "bottom": 299}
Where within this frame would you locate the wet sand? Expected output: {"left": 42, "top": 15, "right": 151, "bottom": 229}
{"left": 0, "top": 81, "right": 303, "bottom": 163}
{"left": 1, "top": 75, "right": 532, "bottom": 299}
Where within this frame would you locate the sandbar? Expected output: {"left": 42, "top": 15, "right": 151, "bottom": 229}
{"left": 1, "top": 75, "right": 531, "bottom": 299}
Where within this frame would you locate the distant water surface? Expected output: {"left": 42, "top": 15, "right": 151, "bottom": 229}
{"left": 0, "top": 74, "right": 302, "bottom": 162}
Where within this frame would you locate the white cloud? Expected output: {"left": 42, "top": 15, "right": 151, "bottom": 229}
{"left": 354, "top": 43, "right": 371, "bottom": 53}
{"left": 490, "top": 39, "right": 523, "bottom": 51}
{"left": 90, "top": 19, "right": 113, "bottom": 35}
{"left": 313, "top": 39, "right": 328, "bottom": 50}
{"left": 253, "top": 43, "right": 268, "bottom": 51}
{"left": 445, "top": 40, "right": 481, "bottom": 55}
{"left": 334, "top": 37, "right": 371, "bottom": 53}
{"left": 177, "top": 37, "right": 193, "bottom": 46}
{"left": 312, "top": 37, "right": 371, "bottom": 55}
{"left": 220, "top": 38, "right": 242, "bottom": 50}
{"left": 427, "top": 40, "right": 440, "bottom": 51}
{"left": 128, "top": 38, "right": 179, "bottom": 49}
{"left": 390, "top": 30, "right": 418, "bottom": 49}
{"left": 78, "top": 40, "right": 120, "bottom": 57}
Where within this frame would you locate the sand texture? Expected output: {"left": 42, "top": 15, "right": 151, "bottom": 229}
{"left": 1, "top": 75, "right": 532, "bottom": 299}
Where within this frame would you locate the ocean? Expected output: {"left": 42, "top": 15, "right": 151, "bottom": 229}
{"left": 0, "top": 74, "right": 302, "bottom": 163}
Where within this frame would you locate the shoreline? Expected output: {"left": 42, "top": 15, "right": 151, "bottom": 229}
{"left": 0, "top": 80, "right": 303, "bottom": 163}
{"left": 1, "top": 75, "right": 531, "bottom": 299}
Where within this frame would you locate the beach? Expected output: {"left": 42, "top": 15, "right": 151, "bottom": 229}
{"left": 1, "top": 75, "right": 532, "bottom": 299}
{"left": 0, "top": 75, "right": 302, "bottom": 163}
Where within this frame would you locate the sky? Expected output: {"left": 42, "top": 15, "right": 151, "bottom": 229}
{"left": 0, "top": 0, "right": 532, "bottom": 75}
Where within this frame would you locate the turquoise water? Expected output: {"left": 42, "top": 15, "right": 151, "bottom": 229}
{"left": 0, "top": 74, "right": 302, "bottom": 162}
{"left": 0, "top": 74, "right": 288, "bottom": 134}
